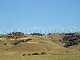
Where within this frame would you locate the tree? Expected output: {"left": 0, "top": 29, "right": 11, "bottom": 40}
{"left": 8, "top": 32, "right": 24, "bottom": 36}
{"left": 30, "top": 33, "right": 43, "bottom": 36}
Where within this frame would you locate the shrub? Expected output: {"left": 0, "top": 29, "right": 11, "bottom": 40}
{"left": 4, "top": 43, "right": 7, "bottom": 45}
{"left": 27, "top": 54, "right": 31, "bottom": 56}
{"left": 62, "top": 33, "right": 80, "bottom": 47}
{"left": 41, "top": 52, "right": 47, "bottom": 55}
{"left": 22, "top": 54, "right": 26, "bottom": 56}
{"left": 13, "top": 40, "right": 24, "bottom": 45}
{"left": 32, "top": 53, "right": 39, "bottom": 55}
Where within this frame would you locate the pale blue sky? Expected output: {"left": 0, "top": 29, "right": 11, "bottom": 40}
{"left": 0, "top": 0, "right": 80, "bottom": 33}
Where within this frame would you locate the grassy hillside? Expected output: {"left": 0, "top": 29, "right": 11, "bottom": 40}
{"left": 0, "top": 32, "right": 80, "bottom": 60}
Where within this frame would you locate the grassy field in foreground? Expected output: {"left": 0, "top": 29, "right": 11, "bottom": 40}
{"left": 0, "top": 54, "right": 80, "bottom": 60}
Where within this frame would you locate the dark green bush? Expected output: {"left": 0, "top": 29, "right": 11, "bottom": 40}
{"left": 22, "top": 54, "right": 26, "bottom": 56}
{"left": 27, "top": 54, "right": 31, "bottom": 56}
{"left": 63, "top": 39, "right": 80, "bottom": 47}
{"left": 32, "top": 53, "right": 39, "bottom": 55}
{"left": 4, "top": 43, "right": 7, "bottom": 45}
{"left": 41, "top": 52, "right": 47, "bottom": 55}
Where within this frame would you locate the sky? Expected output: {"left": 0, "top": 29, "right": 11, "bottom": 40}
{"left": 0, "top": 0, "right": 80, "bottom": 33}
